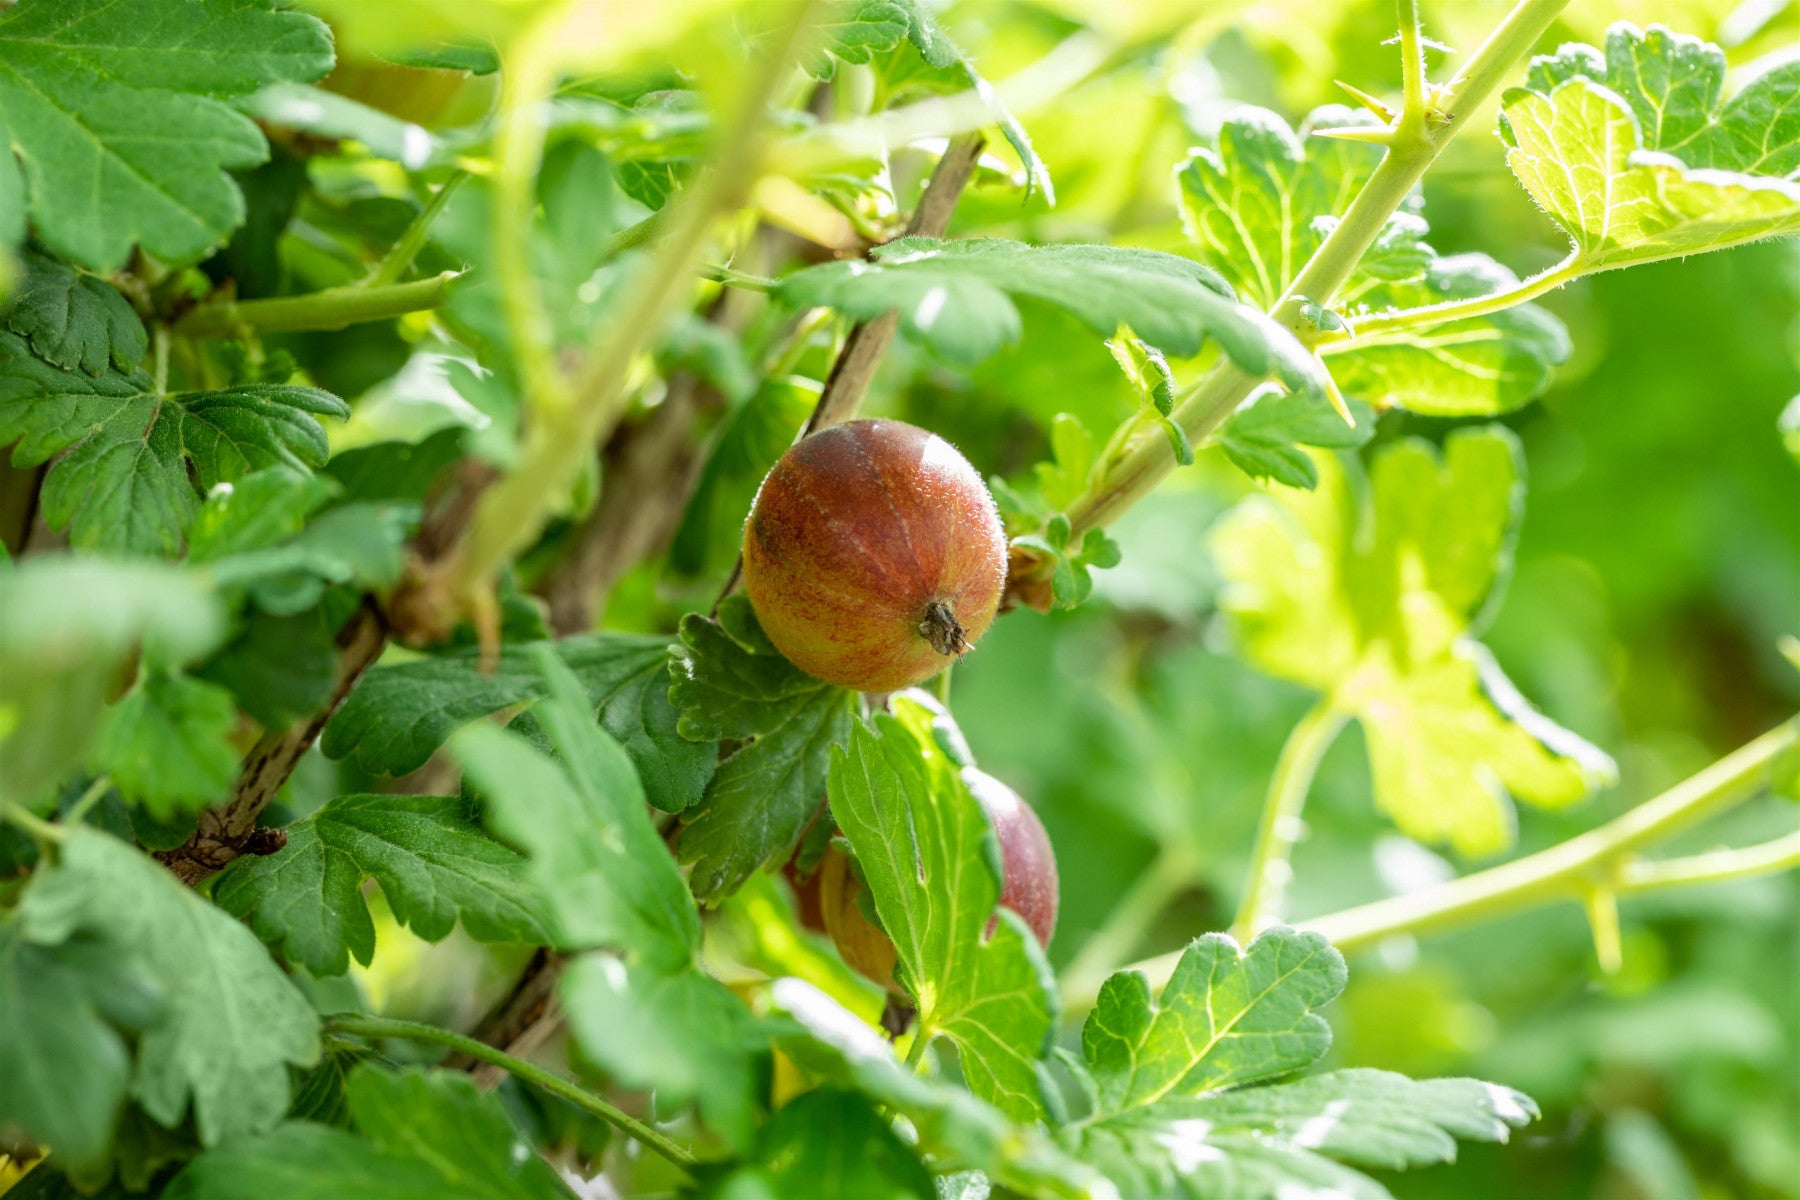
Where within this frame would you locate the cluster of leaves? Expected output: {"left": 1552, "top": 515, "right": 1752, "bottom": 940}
{"left": 1211, "top": 429, "right": 1617, "bottom": 856}
{"left": 2, "top": 1, "right": 1796, "bottom": 1198}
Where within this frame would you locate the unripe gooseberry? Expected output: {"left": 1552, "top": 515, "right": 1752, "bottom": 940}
{"left": 821, "top": 769, "right": 1059, "bottom": 992}
{"left": 742, "top": 419, "right": 1007, "bottom": 693}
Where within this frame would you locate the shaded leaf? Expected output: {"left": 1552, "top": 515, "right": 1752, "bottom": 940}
{"left": 326, "top": 633, "right": 712, "bottom": 814}
{"left": 0, "top": 336, "right": 349, "bottom": 555}
{"left": 1, "top": 248, "right": 146, "bottom": 375}
{"left": 672, "top": 598, "right": 856, "bottom": 903}
{"left": 92, "top": 669, "right": 240, "bottom": 819}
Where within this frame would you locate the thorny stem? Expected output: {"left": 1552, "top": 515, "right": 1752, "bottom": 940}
{"left": 323, "top": 1013, "right": 698, "bottom": 1175}
{"left": 1084, "top": 721, "right": 1797, "bottom": 1006}
{"left": 440, "top": 0, "right": 822, "bottom": 607}
{"left": 1230, "top": 702, "right": 1349, "bottom": 945}
{"left": 1396, "top": 0, "right": 1427, "bottom": 126}
{"left": 1048, "top": 0, "right": 1571, "bottom": 551}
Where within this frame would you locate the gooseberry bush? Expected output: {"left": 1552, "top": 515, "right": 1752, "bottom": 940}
{"left": 1, "top": 1, "right": 1797, "bottom": 1197}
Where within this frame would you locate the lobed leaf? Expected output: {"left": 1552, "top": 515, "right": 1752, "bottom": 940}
{"left": 1081, "top": 929, "right": 1345, "bottom": 1116}
{"left": 779, "top": 237, "right": 1316, "bottom": 387}
{"left": 0, "top": 0, "right": 335, "bottom": 270}
{"left": 213, "top": 793, "right": 549, "bottom": 977}
{"left": 0, "top": 927, "right": 163, "bottom": 1175}
{"left": 326, "top": 632, "right": 713, "bottom": 814}
{"left": 827, "top": 695, "right": 1058, "bottom": 1121}
{"left": 0, "top": 336, "right": 350, "bottom": 555}
{"left": 671, "top": 598, "right": 855, "bottom": 903}
{"left": 1, "top": 249, "right": 146, "bottom": 375}
{"left": 91, "top": 669, "right": 240, "bottom": 819}
{"left": 1065, "top": 1068, "right": 1536, "bottom": 1200}
{"left": 16, "top": 830, "right": 319, "bottom": 1147}
{"left": 1211, "top": 429, "right": 1616, "bottom": 856}
{"left": 1500, "top": 23, "right": 1800, "bottom": 274}
{"left": 164, "top": 1065, "right": 574, "bottom": 1200}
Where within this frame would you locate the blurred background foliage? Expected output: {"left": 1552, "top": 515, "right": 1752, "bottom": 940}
{"left": 189, "top": 0, "right": 1800, "bottom": 1197}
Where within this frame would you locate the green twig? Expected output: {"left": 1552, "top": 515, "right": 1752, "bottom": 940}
{"left": 1059, "top": 841, "right": 1198, "bottom": 1006}
{"left": 1322, "top": 256, "right": 1582, "bottom": 347}
{"left": 1616, "top": 829, "right": 1800, "bottom": 894}
{"left": 903, "top": 1028, "right": 931, "bottom": 1072}
{"left": 174, "top": 272, "right": 462, "bottom": 338}
{"left": 1081, "top": 720, "right": 1797, "bottom": 1008}
{"left": 1230, "top": 702, "right": 1348, "bottom": 945}
{"left": 0, "top": 802, "right": 65, "bottom": 847}
{"left": 322, "top": 1013, "right": 698, "bottom": 1174}
{"left": 702, "top": 263, "right": 777, "bottom": 293}
{"left": 440, "top": 0, "right": 822, "bottom": 603}
{"left": 64, "top": 776, "right": 112, "bottom": 825}
{"left": 1052, "top": 0, "right": 1570, "bottom": 548}
{"left": 1396, "top": 0, "right": 1428, "bottom": 128}
{"left": 368, "top": 171, "right": 469, "bottom": 288}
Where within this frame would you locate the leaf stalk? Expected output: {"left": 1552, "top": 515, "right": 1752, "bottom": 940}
{"left": 1230, "top": 701, "right": 1348, "bottom": 945}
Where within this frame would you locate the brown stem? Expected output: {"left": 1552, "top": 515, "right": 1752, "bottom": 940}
{"left": 797, "top": 131, "right": 985, "bottom": 438}
{"left": 448, "top": 948, "right": 567, "bottom": 1080}
{"left": 156, "top": 602, "right": 387, "bottom": 884}
{"left": 157, "top": 461, "right": 494, "bottom": 885}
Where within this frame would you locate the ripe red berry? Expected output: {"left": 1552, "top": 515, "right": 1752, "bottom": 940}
{"left": 742, "top": 419, "right": 1007, "bottom": 693}
{"left": 965, "top": 768, "right": 1059, "bottom": 948}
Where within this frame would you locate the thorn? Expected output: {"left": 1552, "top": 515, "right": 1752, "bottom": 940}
{"left": 1312, "top": 125, "right": 1396, "bottom": 145}
{"left": 1320, "top": 369, "right": 1355, "bottom": 426}
{"left": 1335, "top": 80, "right": 1396, "bottom": 123}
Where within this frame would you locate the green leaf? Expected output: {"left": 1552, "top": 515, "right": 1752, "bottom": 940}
{"left": 452, "top": 647, "right": 695, "bottom": 963}
{"left": 213, "top": 793, "right": 548, "bottom": 977}
{"left": 164, "top": 1065, "right": 575, "bottom": 1200}
{"left": 456, "top": 650, "right": 764, "bottom": 1146}
{"left": 91, "top": 669, "right": 240, "bottom": 819}
{"left": 669, "top": 377, "right": 816, "bottom": 579}
{"left": 197, "top": 606, "right": 337, "bottom": 729}
{"left": 1218, "top": 386, "right": 1375, "bottom": 489}
{"left": 827, "top": 694, "right": 1057, "bottom": 1121}
{"left": 1082, "top": 929, "right": 1345, "bottom": 1116}
{"left": 0, "top": 925, "right": 163, "bottom": 1175}
{"left": 1180, "top": 105, "right": 1569, "bottom": 418}
{"left": 17, "top": 829, "right": 319, "bottom": 1146}
{"left": 769, "top": 978, "right": 1102, "bottom": 1198}
{"left": 0, "top": 0, "right": 335, "bottom": 270}
{"left": 778, "top": 237, "right": 1318, "bottom": 388}
{"left": 326, "top": 633, "right": 713, "bottom": 814}
{"left": 186, "top": 468, "right": 338, "bottom": 566}
{"left": 559, "top": 953, "right": 766, "bottom": 1151}
{"left": 672, "top": 598, "right": 856, "bottom": 903}
{"left": 0, "top": 336, "right": 350, "bottom": 555}
{"left": 808, "top": 1, "right": 911, "bottom": 79}
{"left": 1064, "top": 1067, "right": 1536, "bottom": 1200}
{"left": 1211, "top": 429, "right": 1617, "bottom": 856}
{"left": 1178, "top": 105, "right": 1385, "bottom": 310}
{"left": 238, "top": 83, "right": 442, "bottom": 169}
{"left": 702, "top": 1089, "right": 934, "bottom": 1200}
{"left": 1327, "top": 253, "right": 1570, "bottom": 417}
{"left": 0, "top": 557, "right": 225, "bottom": 804}
{"left": 1500, "top": 24, "right": 1800, "bottom": 275}
{"left": 1, "top": 248, "right": 146, "bottom": 375}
